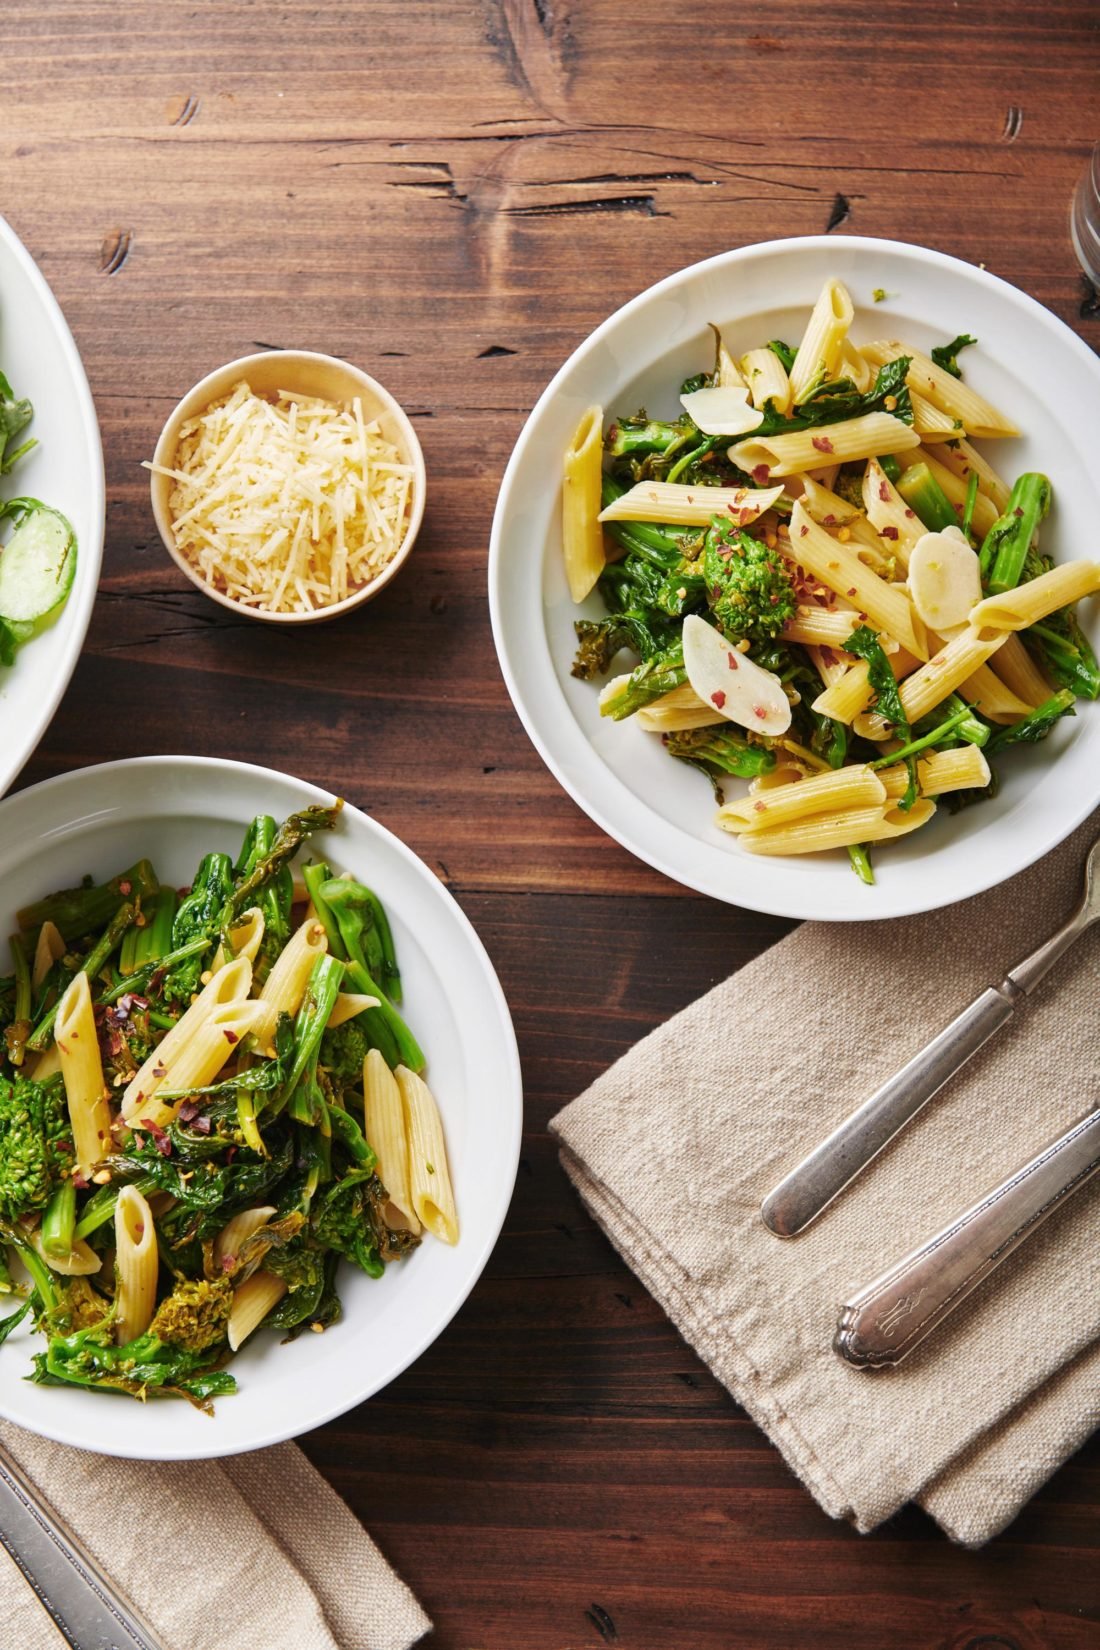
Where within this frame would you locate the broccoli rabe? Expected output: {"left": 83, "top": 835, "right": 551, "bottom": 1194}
{"left": 149, "top": 1276, "right": 234, "bottom": 1353}
{"left": 703, "top": 522, "right": 797, "bottom": 643}
{"left": 0, "top": 1073, "right": 74, "bottom": 1223}
{"left": 320, "top": 1018, "right": 371, "bottom": 1089}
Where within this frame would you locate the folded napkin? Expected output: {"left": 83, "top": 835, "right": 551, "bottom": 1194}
{"left": 552, "top": 815, "right": 1100, "bottom": 1546}
{"left": 0, "top": 1424, "right": 431, "bottom": 1650}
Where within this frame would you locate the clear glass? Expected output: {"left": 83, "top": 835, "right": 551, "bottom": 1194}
{"left": 1071, "top": 141, "right": 1100, "bottom": 286}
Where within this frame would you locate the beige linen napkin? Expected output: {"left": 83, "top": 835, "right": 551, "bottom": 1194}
{"left": 0, "top": 1425, "right": 431, "bottom": 1650}
{"left": 552, "top": 815, "right": 1100, "bottom": 1546}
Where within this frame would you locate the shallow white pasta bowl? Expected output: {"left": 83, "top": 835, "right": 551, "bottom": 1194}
{"left": 0, "top": 757, "right": 522, "bottom": 1460}
{"left": 0, "top": 215, "right": 105, "bottom": 795}
{"left": 149, "top": 350, "right": 426, "bottom": 623}
{"left": 489, "top": 235, "right": 1100, "bottom": 921}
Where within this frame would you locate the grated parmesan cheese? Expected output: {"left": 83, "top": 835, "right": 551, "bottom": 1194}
{"left": 148, "top": 381, "right": 414, "bottom": 615}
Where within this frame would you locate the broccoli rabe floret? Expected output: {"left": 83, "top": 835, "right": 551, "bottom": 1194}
{"left": 320, "top": 1019, "right": 370, "bottom": 1089}
{"left": 0, "top": 1073, "right": 74, "bottom": 1223}
{"left": 149, "top": 1275, "right": 233, "bottom": 1353}
{"left": 703, "top": 522, "right": 797, "bottom": 643}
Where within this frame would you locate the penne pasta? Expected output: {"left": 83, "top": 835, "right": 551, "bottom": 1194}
{"left": 796, "top": 476, "right": 884, "bottom": 556}
{"left": 635, "top": 682, "right": 723, "bottom": 732}
{"left": 562, "top": 405, "right": 605, "bottom": 602}
{"left": 114, "top": 1185, "right": 159, "bottom": 1343}
{"left": 738, "top": 798, "right": 936, "bottom": 855}
{"left": 396, "top": 1065, "right": 458, "bottom": 1245}
{"left": 785, "top": 502, "right": 927, "bottom": 660}
{"left": 717, "top": 766, "right": 886, "bottom": 832}
{"left": 989, "top": 633, "right": 1054, "bottom": 705}
{"left": 923, "top": 438, "right": 1011, "bottom": 513}
{"left": 862, "top": 458, "right": 924, "bottom": 567}
{"left": 121, "top": 955, "right": 254, "bottom": 1121}
{"left": 838, "top": 341, "right": 873, "bottom": 392}
{"left": 227, "top": 1270, "right": 288, "bottom": 1351}
{"left": 31, "top": 1231, "right": 102, "bottom": 1276}
{"left": 861, "top": 341, "right": 1019, "bottom": 437}
{"left": 215, "top": 1205, "right": 277, "bottom": 1269}
{"left": 969, "top": 562, "right": 1100, "bottom": 635}
{"left": 909, "top": 390, "right": 963, "bottom": 441}
{"left": 252, "top": 917, "right": 329, "bottom": 1051}
{"left": 598, "top": 480, "right": 783, "bottom": 528}
{"left": 128, "top": 1000, "right": 268, "bottom": 1131}
{"left": 959, "top": 662, "right": 1033, "bottom": 723}
{"left": 879, "top": 746, "right": 992, "bottom": 800}
{"left": 326, "top": 991, "right": 379, "bottom": 1029}
{"left": 55, "top": 973, "right": 114, "bottom": 1177}
{"left": 363, "top": 1049, "right": 420, "bottom": 1233}
{"left": 32, "top": 919, "right": 65, "bottom": 990}
{"left": 740, "top": 347, "right": 792, "bottom": 413}
{"left": 898, "top": 629, "right": 1009, "bottom": 724}
{"left": 782, "top": 606, "right": 861, "bottom": 649}
{"left": 729, "top": 412, "right": 919, "bottom": 479}
{"left": 710, "top": 324, "right": 748, "bottom": 391}
{"left": 788, "top": 278, "right": 855, "bottom": 404}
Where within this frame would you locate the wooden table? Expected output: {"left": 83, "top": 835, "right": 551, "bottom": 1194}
{"left": 4, "top": 2, "right": 1099, "bottom": 1644}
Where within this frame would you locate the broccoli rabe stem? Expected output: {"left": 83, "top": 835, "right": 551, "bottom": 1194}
{"left": 961, "top": 470, "right": 980, "bottom": 539}
{"left": 5, "top": 932, "right": 32, "bottom": 1066}
{"left": 986, "top": 689, "right": 1076, "bottom": 752}
{"left": 847, "top": 844, "right": 875, "bottom": 885}
{"left": 600, "top": 652, "right": 687, "bottom": 720}
{"left": 41, "top": 1179, "right": 76, "bottom": 1257}
{"left": 121, "top": 887, "right": 177, "bottom": 976}
{"left": 99, "top": 935, "right": 210, "bottom": 1006}
{"left": 979, "top": 473, "right": 1052, "bottom": 594}
{"left": 17, "top": 860, "right": 158, "bottom": 942}
{"left": 600, "top": 476, "right": 684, "bottom": 570}
{"left": 345, "top": 959, "right": 426, "bottom": 1073}
{"left": 223, "top": 804, "right": 342, "bottom": 928}
{"left": 328, "top": 1104, "right": 376, "bottom": 1168}
{"left": 278, "top": 954, "right": 345, "bottom": 1116}
{"left": 73, "top": 1174, "right": 158, "bottom": 1241}
{"left": 1028, "top": 621, "right": 1100, "bottom": 700}
{"left": 301, "top": 862, "right": 345, "bottom": 957}
{"left": 936, "top": 694, "right": 991, "bottom": 747}
{"left": 896, "top": 462, "right": 958, "bottom": 533}
{"left": 26, "top": 901, "right": 136, "bottom": 1052}
{"left": 0, "top": 1222, "right": 58, "bottom": 1312}
{"left": 606, "top": 418, "right": 690, "bottom": 459}
{"left": 868, "top": 705, "right": 973, "bottom": 769}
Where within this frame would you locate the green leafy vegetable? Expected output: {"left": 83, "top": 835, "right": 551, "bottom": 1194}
{"left": 930, "top": 334, "right": 977, "bottom": 379}
{"left": 843, "top": 625, "right": 909, "bottom": 735}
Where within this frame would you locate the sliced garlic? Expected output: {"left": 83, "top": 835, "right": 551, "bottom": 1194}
{"left": 679, "top": 385, "right": 765, "bottom": 437}
{"left": 908, "top": 526, "right": 982, "bottom": 630}
{"left": 682, "top": 613, "right": 791, "bottom": 737}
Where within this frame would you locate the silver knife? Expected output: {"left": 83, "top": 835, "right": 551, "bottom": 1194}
{"left": 761, "top": 835, "right": 1100, "bottom": 1238}
{"left": 0, "top": 1438, "right": 167, "bottom": 1650}
{"left": 834, "top": 1104, "right": 1100, "bottom": 1368}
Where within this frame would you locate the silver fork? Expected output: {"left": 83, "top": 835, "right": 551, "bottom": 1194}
{"left": 761, "top": 836, "right": 1100, "bottom": 1239}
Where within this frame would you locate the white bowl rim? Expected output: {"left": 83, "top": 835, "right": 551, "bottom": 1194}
{"left": 0, "top": 754, "right": 523, "bottom": 1459}
{"left": 150, "top": 349, "right": 426, "bottom": 625}
{"left": 488, "top": 233, "right": 1100, "bottom": 921}
{"left": 0, "top": 212, "right": 105, "bottom": 793}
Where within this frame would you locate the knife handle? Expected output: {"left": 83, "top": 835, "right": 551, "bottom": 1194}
{"left": 761, "top": 986, "right": 1018, "bottom": 1237}
{"left": 834, "top": 1106, "right": 1100, "bottom": 1369}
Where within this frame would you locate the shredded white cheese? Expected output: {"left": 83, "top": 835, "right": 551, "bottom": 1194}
{"left": 148, "top": 381, "right": 414, "bottom": 615}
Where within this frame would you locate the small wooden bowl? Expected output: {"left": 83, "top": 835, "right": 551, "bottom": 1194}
{"left": 149, "top": 350, "right": 426, "bottom": 624}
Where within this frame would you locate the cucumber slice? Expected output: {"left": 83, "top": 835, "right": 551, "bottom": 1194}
{"left": 0, "top": 501, "right": 77, "bottom": 622}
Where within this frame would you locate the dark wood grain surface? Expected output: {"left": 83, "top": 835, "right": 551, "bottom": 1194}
{"left": 3, "top": 2, "right": 1099, "bottom": 1645}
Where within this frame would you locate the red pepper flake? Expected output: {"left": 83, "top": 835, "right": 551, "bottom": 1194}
{"left": 72, "top": 1170, "right": 89, "bottom": 1190}
{"left": 752, "top": 463, "right": 771, "bottom": 485}
{"left": 711, "top": 690, "right": 727, "bottom": 709}
{"left": 220, "top": 1252, "right": 237, "bottom": 1273}
{"left": 223, "top": 1029, "right": 239, "bottom": 1045}
{"left": 878, "top": 480, "right": 891, "bottom": 501}
{"left": 904, "top": 507, "right": 915, "bottom": 518}
{"left": 753, "top": 800, "right": 767, "bottom": 812}
{"left": 727, "top": 652, "right": 739, "bottom": 671}
{"left": 118, "top": 880, "right": 132, "bottom": 895}
{"left": 821, "top": 646, "right": 839, "bottom": 667}
{"left": 178, "top": 1099, "right": 200, "bottom": 1123}
{"left": 753, "top": 705, "right": 767, "bottom": 720}
{"left": 192, "top": 1113, "right": 212, "bottom": 1136}
{"left": 823, "top": 514, "right": 836, "bottom": 526}
{"left": 1013, "top": 506, "right": 1024, "bottom": 517}
{"left": 152, "top": 1063, "right": 167, "bottom": 1079}
{"left": 880, "top": 525, "right": 899, "bottom": 541}
{"left": 738, "top": 506, "right": 755, "bottom": 525}
{"left": 811, "top": 435, "right": 834, "bottom": 453}
{"left": 846, "top": 586, "right": 857, "bottom": 596}
{"left": 799, "top": 524, "right": 809, "bottom": 537}
{"left": 141, "top": 1118, "right": 173, "bottom": 1157}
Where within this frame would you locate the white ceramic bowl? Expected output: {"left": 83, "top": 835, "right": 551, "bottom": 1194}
{"left": 150, "top": 351, "right": 426, "bottom": 623}
{"left": 0, "top": 758, "right": 522, "bottom": 1460}
{"left": 489, "top": 235, "right": 1100, "bottom": 921}
{"left": 0, "top": 215, "right": 105, "bottom": 794}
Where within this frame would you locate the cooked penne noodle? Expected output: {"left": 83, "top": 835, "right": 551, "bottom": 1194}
{"left": 909, "top": 390, "right": 963, "bottom": 441}
{"left": 252, "top": 917, "right": 329, "bottom": 1050}
{"left": 215, "top": 1205, "right": 277, "bottom": 1268}
{"left": 782, "top": 605, "right": 861, "bottom": 648}
{"left": 738, "top": 798, "right": 936, "bottom": 855}
{"left": 959, "top": 662, "right": 1033, "bottom": 722}
{"left": 812, "top": 659, "right": 874, "bottom": 723}
{"left": 114, "top": 1185, "right": 159, "bottom": 1343}
{"left": 710, "top": 324, "right": 748, "bottom": 390}
{"left": 326, "top": 991, "right": 379, "bottom": 1029}
{"left": 32, "top": 920, "right": 65, "bottom": 990}
{"left": 808, "top": 644, "right": 852, "bottom": 690}
{"left": 562, "top": 405, "right": 605, "bottom": 603}
{"left": 130, "top": 1000, "right": 268, "bottom": 1130}
{"left": 861, "top": 341, "right": 1019, "bottom": 437}
{"left": 879, "top": 746, "right": 992, "bottom": 799}
{"left": 363, "top": 1049, "right": 420, "bottom": 1233}
{"left": 969, "top": 562, "right": 1100, "bottom": 635}
{"left": 635, "top": 682, "right": 723, "bottom": 732}
{"left": 55, "top": 974, "right": 114, "bottom": 1177}
{"left": 788, "top": 278, "right": 854, "bottom": 404}
{"left": 923, "top": 438, "right": 1011, "bottom": 512}
{"left": 898, "top": 630, "right": 1009, "bottom": 724}
{"left": 31, "top": 1231, "right": 102, "bottom": 1276}
{"left": 838, "top": 341, "right": 873, "bottom": 392}
{"left": 917, "top": 449, "right": 998, "bottom": 537}
{"left": 989, "top": 633, "right": 1054, "bottom": 705}
{"left": 740, "top": 347, "right": 792, "bottom": 413}
{"left": 717, "top": 766, "right": 886, "bottom": 832}
{"left": 730, "top": 412, "right": 919, "bottom": 478}
{"left": 227, "top": 1270, "right": 288, "bottom": 1351}
{"left": 121, "top": 955, "right": 253, "bottom": 1121}
{"left": 210, "top": 905, "right": 265, "bottom": 974}
{"left": 786, "top": 502, "right": 927, "bottom": 659}
{"left": 796, "top": 476, "right": 884, "bottom": 555}
{"left": 598, "top": 480, "right": 783, "bottom": 527}
{"left": 862, "top": 458, "right": 924, "bottom": 567}
{"left": 28, "top": 1043, "right": 61, "bottom": 1082}
{"left": 396, "top": 1065, "right": 458, "bottom": 1245}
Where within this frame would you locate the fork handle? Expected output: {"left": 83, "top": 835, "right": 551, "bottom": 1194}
{"left": 834, "top": 1106, "right": 1100, "bottom": 1368}
{"left": 760, "top": 986, "right": 1018, "bottom": 1237}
